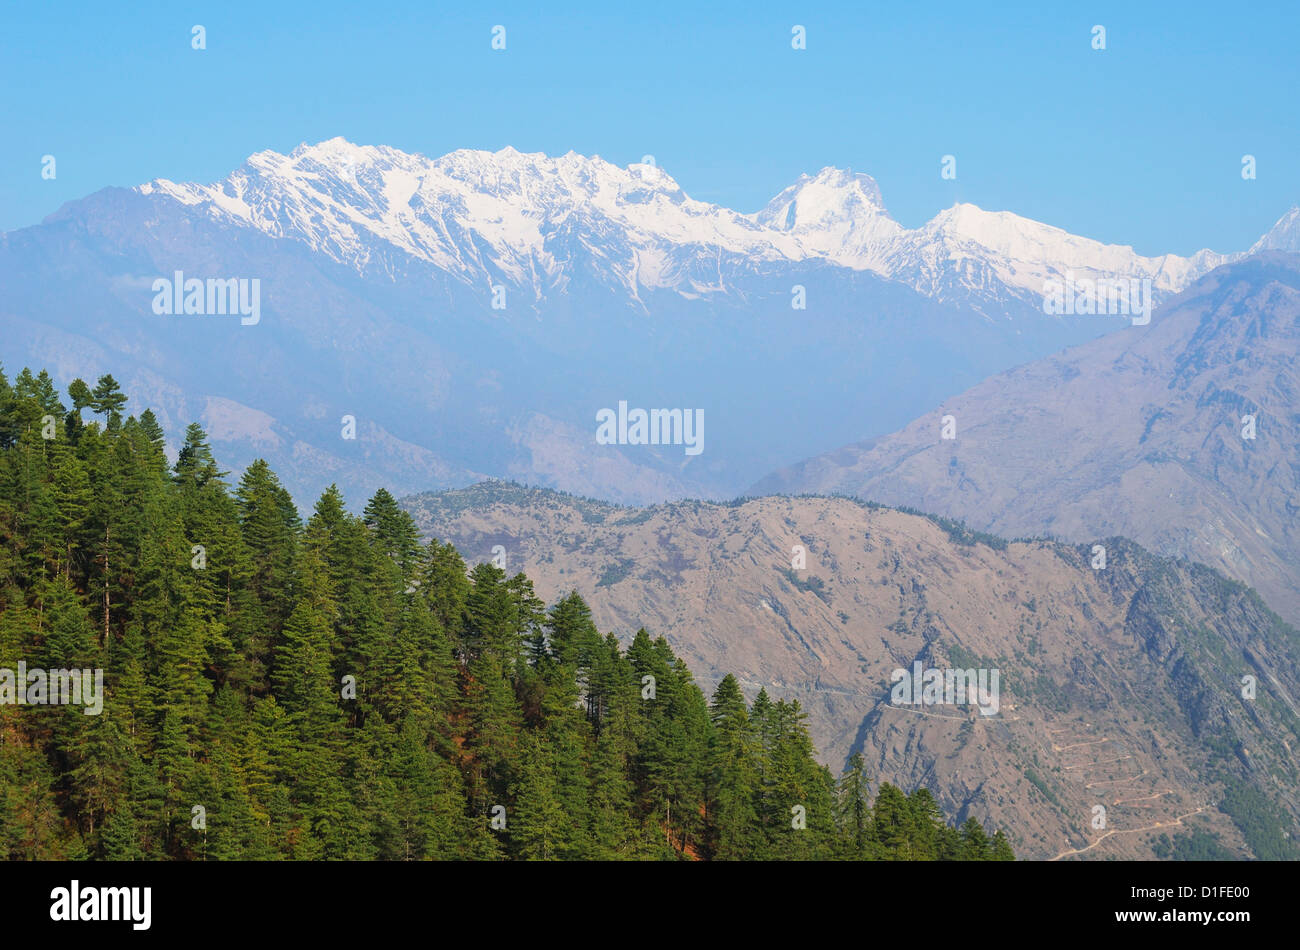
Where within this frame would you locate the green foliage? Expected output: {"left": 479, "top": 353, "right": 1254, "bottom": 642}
{"left": 1023, "top": 766, "right": 1063, "bottom": 808}
{"left": 780, "top": 569, "right": 830, "bottom": 604}
{"left": 1151, "top": 828, "right": 1238, "bottom": 861}
{"left": 595, "top": 558, "right": 635, "bottom": 588}
{"left": 1218, "top": 776, "right": 1300, "bottom": 861}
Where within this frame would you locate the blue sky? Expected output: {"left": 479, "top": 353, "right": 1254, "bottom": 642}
{"left": 2, "top": 0, "right": 1297, "bottom": 254}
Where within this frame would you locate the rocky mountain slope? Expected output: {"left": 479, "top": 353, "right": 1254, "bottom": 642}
{"left": 403, "top": 483, "right": 1300, "bottom": 860}
{"left": 754, "top": 253, "right": 1300, "bottom": 626}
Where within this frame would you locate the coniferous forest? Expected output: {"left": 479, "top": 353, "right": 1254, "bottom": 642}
{"left": 0, "top": 367, "right": 1013, "bottom": 861}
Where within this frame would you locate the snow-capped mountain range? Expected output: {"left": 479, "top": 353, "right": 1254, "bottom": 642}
{"left": 4, "top": 137, "right": 1297, "bottom": 510}
{"left": 137, "top": 137, "right": 1288, "bottom": 311}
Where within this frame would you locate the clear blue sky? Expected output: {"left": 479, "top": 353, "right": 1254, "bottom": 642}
{"left": 2, "top": 0, "right": 1297, "bottom": 255}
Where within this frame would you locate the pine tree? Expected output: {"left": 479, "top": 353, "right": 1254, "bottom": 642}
{"left": 89, "top": 374, "right": 127, "bottom": 428}
{"left": 907, "top": 787, "right": 944, "bottom": 860}
{"left": 418, "top": 539, "right": 470, "bottom": 648}
{"left": 362, "top": 488, "right": 421, "bottom": 575}
{"left": 706, "top": 674, "right": 762, "bottom": 859}
{"left": 960, "top": 815, "right": 991, "bottom": 860}
{"left": 509, "top": 733, "right": 566, "bottom": 860}
{"left": 991, "top": 828, "right": 1015, "bottom": 861}
{"left": 836, "top": 752, "right": 876, "bottom": 858}
{"left": 873, "top": 783, "right": 915, "bottom": 859}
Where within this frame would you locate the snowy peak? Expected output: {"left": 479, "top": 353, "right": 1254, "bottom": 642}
{"left": 903, "top": 202, "right": 1237, "bottom": 298}
{"left": 754, "top": 167, "right": 902, "bottom": 272}
{"left": 1251, "top": 206, "right": 1300, "bottom": 254}
{"left": 757, "top": 166, "right": 891, "bottom": 228}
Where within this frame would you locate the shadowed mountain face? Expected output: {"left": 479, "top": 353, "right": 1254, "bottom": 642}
{"left": 2, "top": 140, "right": 1274, "bottom": 509}
{"left": 403, "top": 484, "right": 1300, "bottom": 860}
{"left": 753, "top": 253, "right": 1300, "bottom": 625}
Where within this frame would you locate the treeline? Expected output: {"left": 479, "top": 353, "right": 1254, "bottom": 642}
{"left": 0, "top": 367, "right": 1013, "bottom": 861}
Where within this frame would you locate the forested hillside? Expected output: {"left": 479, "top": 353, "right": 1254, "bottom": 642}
{"left": 0, "top": 366, "right": 1011, "bottom": 861}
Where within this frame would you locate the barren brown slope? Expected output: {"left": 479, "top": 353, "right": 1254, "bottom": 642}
{"left": 752, "top": 253, "right": 1300, "bottom": 625}
{"left": 403, "top": 483, "right": 1300, "bottom": 860}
